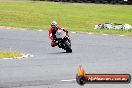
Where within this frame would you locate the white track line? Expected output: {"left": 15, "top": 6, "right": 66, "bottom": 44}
{"left": 71, "top": 32, "right": 76, "bottom": 34}
{"left": 102, "top": 34, "right": 108, "bottom": 35}
{"left": 20, "top": 28, "right": 26, "bottom": 31}
{"left": 38, "top": 30, "right": 43, "bottom": 32}
{"left": 2, "top": 58, "right": 13, "bottom": 60}
{"left": 120, "top": 35, "right": 125, "bottom": 37}
{"left": 88, "top": 32, "right": 94, "bottom": 34}
{"left": 61, "top": 79, "right": 76, "bottom": 82}
{"left": 29, "top": 54, "right": 34, "bottom": 57}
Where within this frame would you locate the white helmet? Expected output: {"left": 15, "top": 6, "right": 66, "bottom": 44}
{"left": 51, "top": 21, "right": 57, "bottom": 26}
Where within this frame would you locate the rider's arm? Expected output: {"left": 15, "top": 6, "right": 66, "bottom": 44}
{"left": 58, "top": 26, "right": 68, "bottom": 33}
{"left": 48, "top": 29, "right": 54, "bottom": 40}
{"left": 63, "top": 28, "right": 68, "bottom": 33}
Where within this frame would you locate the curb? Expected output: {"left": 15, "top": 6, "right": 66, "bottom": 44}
{"left": 71, "top": 31, "right": 126, "bottom": 37}
{"left": 0, "top": 26, "right": 128, "bottom": 37}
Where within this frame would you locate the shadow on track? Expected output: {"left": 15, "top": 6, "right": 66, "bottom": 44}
{"left": 48, "top": 52, "right": 71, "bottom": 54}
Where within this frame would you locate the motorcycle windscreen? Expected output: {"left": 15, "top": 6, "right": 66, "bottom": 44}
{"left": 55, "top": 30, "right": 66, "bottom": 39}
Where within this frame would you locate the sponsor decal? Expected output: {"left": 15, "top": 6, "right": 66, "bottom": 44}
{"left": 76, "top": 65, "right": 131, "bottom": 85}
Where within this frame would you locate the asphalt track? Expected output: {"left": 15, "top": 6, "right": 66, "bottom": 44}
{"left": 0, "top": 28, "right": 132, "bottom": 88}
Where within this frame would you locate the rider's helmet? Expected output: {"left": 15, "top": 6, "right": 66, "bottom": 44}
{"left": 51, "top": 21, "right": 57, "bottom": 29}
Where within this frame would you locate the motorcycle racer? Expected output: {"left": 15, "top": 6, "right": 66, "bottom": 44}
{"left": 48, "top": 21, "right": 68, "bottom": 47}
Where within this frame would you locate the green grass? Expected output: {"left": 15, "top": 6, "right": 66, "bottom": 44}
{"left": 0, "top": 1, "right": 132, "bottom": 35}
{"left": 0, "top": 51, "right": 23, "bottom": 59}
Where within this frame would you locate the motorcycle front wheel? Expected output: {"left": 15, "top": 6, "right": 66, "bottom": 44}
{"left": 64, "top": 40, "right": 72, "bottom": 53}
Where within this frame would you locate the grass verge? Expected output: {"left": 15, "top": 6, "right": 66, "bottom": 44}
{"left": 0, "top": 51, "right": 23, "bottom": 59}
{"left": 0, "top": 1, "right": 132, "bottom": 35}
